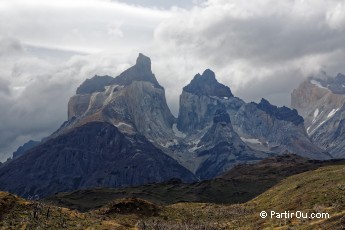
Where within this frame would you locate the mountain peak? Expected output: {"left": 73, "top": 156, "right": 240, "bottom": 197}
{"left": 183, "top": 69, "right": 233, "bottom": 97}
{"left": 112, "top": 53, "right": 162, "bottom": 89}
{"left": 136, "top": 53, "right": 151, "bottom": 70}
{"left": 202, "top": 69, "right": 216, "bottom": 80}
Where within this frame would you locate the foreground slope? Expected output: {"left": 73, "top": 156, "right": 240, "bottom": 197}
{"left": 136, "top": 163, "right": 345, "bottom": 229}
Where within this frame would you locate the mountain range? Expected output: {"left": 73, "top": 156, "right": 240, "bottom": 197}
{"left": 0, "top": 53, "right": 342, "bottom": 198}
{"left": 292, "top": 73, "right": 345, "bottom": 158}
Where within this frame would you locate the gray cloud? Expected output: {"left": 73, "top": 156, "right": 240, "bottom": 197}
{"left": 152, "top": 0, "right": 345, "bottom": 107}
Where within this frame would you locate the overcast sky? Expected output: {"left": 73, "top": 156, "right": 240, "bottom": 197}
{"left": 1, "top": 0, "right": 345, "bottom": 161}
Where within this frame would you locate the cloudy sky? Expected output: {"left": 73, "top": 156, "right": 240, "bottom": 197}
{"left": 1, "top": 0, "right": 345, "bottom": 161}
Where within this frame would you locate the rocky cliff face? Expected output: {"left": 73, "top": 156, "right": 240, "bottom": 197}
{"left": 177, "top": 69, "right": 236, "bottom": 133}
{"left": 291, "top": 74, "right": 345, "bottom": 158}
{"left": 232, "top": 100, "right": 330, "bottom": 160}
{"left": 194, "top": 109, "right": 266, "bottom": 179}
{"left": 66, "top": 53, "right": 175, "bottom": 145}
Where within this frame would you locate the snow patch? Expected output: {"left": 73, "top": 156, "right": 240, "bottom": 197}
{"left": 162, "top": 139, "right": 179, "bottom": 148}
{"left": 310, "top": 80, "right": 328, "bottom": 90}
{"left": 172, "top": 124, "right": 186, "bottom": 138}
{"left": 115, "top": 122, "right": 133, "bottom": 128}
{"left": 240, "top": 137, "right": 262, "bottom": 145}
{"left": 103, "top": 85, "right": 119, "bottom": 105}
{"left": 327, "top": 108, "right": 340, "bottom": 118}
{"left": 223, "top": 97, "right": 228, "bottom": 100}
{"left": 309, "top": 108, "right": 339, "bottom": 134}
{"left": 313, "top": 120, "right": 326, "bottom": 132}
{"left": 312, "top": 108, "right": 320, "bottom": 123}
{"left": 87, "top": 92, "right": 100, "bottom": 110}
{"left": 314, "top": 108, "right": 319, "bottom": 118}
{"left": 189, "top": 144, "right": 204, "bottom": 152}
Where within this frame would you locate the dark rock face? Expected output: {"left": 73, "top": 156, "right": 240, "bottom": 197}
{"left": 183, "top": 69, "right": 233, "bottom": 97}
{"left": 0, "top": 122, "right": 196, "bottom": 198}
{"left": 257, "top": 99, "right": 304, "bottom": 125}
{"left": 195, "top": 143, "right": 262, "bottom": 179}
{"left": 12, "top": 140, "right": 40, "bottom": 159}
{"left": 112, "top": 53, "right": 162, "bottom": 89}
{"left": 195, "top": 109, "right": 266, "bottom": 179}
{"left": 76, "top": 75, "right": 113, "bottom": 94}
{"left": 213, "top": 109, "right": 231, "bottom": 124}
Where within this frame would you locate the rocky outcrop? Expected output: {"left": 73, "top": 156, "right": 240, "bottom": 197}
{"left": 183, "top": 69, "right": 233, "bottom": 97}
{"left": 0, "top": 122, "right": 196, "bottom": 197}
{"left": 12, "top": 140, "right": 40, "bottom": 159}
{"left": 177, "top": 70, "right": 238, "bottom": 133}
{"left": 291, "top": 74, "right": 345, "bottom": 158}
{"left": 76, "top": 75, "right": 113, "bottom": 95}
{"left": 257, "top": 99, "right": 303, "bottom": 125}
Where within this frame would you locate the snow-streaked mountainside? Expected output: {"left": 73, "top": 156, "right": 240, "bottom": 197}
{"left": 292, "top": 74, "right": 345, "bottom": 158}
{"left": 0, "top": 54, "right": 332, "bottom": 197}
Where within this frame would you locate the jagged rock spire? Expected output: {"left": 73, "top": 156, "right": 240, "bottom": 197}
{"left": 113, "top": 53, "right": 162, "bottom": 89}
{"left": 183, "top": 69, "right": 233, "bottom": 97}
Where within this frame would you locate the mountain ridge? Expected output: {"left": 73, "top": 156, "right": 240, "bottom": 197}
{"left": 0, "top": 53, "right": 333, "bottom": 198}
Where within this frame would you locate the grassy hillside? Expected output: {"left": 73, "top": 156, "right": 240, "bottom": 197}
{"left": 47, "top": 154, "right": 344, "bottom": 212}
{"left": 129, "top": 164, "right": 344, "bottom": 229}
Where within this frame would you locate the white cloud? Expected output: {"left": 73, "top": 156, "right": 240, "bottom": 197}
{"left": 0, "top": 0, "right": 170, "bottom": 53}
{"left": 326, "top": 2, "right": 345, "bottom": 30}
